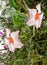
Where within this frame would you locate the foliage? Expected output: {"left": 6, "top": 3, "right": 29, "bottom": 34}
{"left": 0, "top": 0, "right": 47, "bottom": 65}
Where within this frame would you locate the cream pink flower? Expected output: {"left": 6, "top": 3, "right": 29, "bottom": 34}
{"left": 1, "top": 62, "right": 6, "bottom": 65}
{"left": 5, "top": 29, "right": 23, "bottom": 52}
{"left": 26, "top": 3, "right": 44, "bottom": 29}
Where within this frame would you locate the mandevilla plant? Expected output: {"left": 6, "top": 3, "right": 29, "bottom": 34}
{"left": 0, "top": 0, "right": 47, "bottom": 65}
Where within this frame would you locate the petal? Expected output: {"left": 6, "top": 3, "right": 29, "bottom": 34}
{"left": 11, "top": 31, "right": 23, "bottom": 48}
{"left": 8, "top": 43, "right": 15, "bottom": 52}
{"left": 35, "top": 13, "right": 43, "bottom": 29}
{"left": 28, "top": 8, "right": 37, "bottom": 18}
{"left": 5, "top": 30, "right": 23, "bottom": 52}
{"left": 36, "top": 3, "right": 41, "bottom": 13}
{"left": 14, "top": 40, "right": 23, "bottom": 48}
{"left": 26, "top": 18, "right": 35, "bottom": 26}
{"left": 35, "top": 20, "right": 40, "bottom": 29}
{"left": 1, "top": 63, "right": 6, "bottom": 65}
{"left": 6, "top": 28, "right": 11, "bottom": 38}
{"left": 5, "top": 38, "right": 15, "bottom": 52}
{"left": 5, "top": 38, "right": 9, "bottom": 45}
{"left": 11, "top": 31, "right": 19, "bottom": 39}
{"left": 38, "top": 13, "right": 44, "bottom": 28}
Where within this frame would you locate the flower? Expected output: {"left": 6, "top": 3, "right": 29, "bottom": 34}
{"left": 5, "top": 29, "right": 23, "bottom": 52}
{"left": 26, "top": 3, "right": 44, "bottom": 29}
{"left": 1, "top": 62, "right": 6, "bottom": 65}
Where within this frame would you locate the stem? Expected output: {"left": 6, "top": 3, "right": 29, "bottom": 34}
{"left": 33, "top": 26, "right": 35, "bottom": 37}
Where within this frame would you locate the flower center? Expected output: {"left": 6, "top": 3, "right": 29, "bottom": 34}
{"left": 35, "top": 13, "right": 40, "bottom": 20}
{"left": 8, "top": 36, "right": 14, "bottom": 44}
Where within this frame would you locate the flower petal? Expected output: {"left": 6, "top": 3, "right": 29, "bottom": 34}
{"left": 38, "top": 13, "right": 44, "bottom": 28}
{"left": 35, "top": 20, "right": 40, "bottom": 29}
{"left": 26, "top": 18, "right": 35, "bottom": 26}
{"left": 36, "top": 3, "right": 41, "bottom": 13}
{"left": 11, "top": 31, "right": 23, "bottom": 48}
{"left": 5, "top": 38, "right": 9, "bottom": 45}
{"left": 5, "top": 38, "right": 15, "bottom": 52}
{"left": 5, "top": 30, "right": 23, "bottom": 52}
{"left": 6, "top": 29, "right": 11, "bottom": 38}
{"left": 28, "top": 8, "right": 37, "bottom": 18}
{"left": 35, "top": 13, "right": 43, "bottom": 29}
{"left": 1, "top": 62, "right": 6, "bottom": 65}
{"left": 14, "top": 40, "right": 23, "bottom": 48}
{"left": 8, "top": 43, "right": 15, "bottom": 52}
{"left": 11, "top": 31, "right": 19, "bottom": 39}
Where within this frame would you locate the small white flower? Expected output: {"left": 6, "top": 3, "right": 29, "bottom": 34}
{"left": 5, "top": 29, "right": 23, "bottom": 52}
{"left": 26, "top": 3, "right": 44, "bottom": 29}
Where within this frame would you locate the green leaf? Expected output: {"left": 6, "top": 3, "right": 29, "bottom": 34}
{"left": 10, "top": 0, "right": 18, "bottom": 10}
{"left": 12, "top": 15, "right": 21, "bottom": 27}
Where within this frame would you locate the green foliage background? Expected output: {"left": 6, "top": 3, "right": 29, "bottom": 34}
{"left": 0, "top": 0, "right": 47, "bottom": 65}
